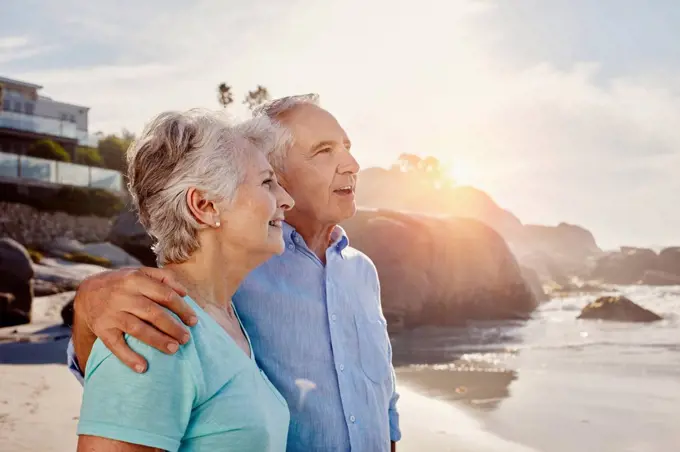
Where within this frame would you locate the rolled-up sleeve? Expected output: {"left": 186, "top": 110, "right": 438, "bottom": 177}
{"left": 66, "top": 337, "right": 85, "bottom": 386}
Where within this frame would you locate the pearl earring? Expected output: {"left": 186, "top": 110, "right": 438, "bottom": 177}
{"left": 215, "top": 220, "right": 221, "bottom": 227}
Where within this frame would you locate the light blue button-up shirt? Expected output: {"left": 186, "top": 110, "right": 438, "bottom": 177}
{"left": 67, "top": 222, "right": 400, "bottom": 451}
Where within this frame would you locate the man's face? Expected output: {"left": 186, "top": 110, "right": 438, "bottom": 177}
{"left": 277, "top": 104, "right": 360, "bottom": 226}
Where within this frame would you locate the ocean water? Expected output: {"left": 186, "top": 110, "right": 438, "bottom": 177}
{"left": 392, "top": 285, "right": 680, "bottom": 452}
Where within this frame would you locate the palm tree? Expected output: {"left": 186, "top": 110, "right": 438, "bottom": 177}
{"left": 243, "top": 85, "right": 271, "bottom": 110}
{"left": 217, "top": 83, "right": 234, "bottom": 108}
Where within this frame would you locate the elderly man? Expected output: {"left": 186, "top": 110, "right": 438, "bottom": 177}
{"left": 68, "top": 94, "right": 401, "bottom": 452}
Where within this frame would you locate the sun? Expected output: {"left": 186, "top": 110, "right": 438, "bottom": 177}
{"left": 443, "top": 158, "right": 474, "bottom": 186}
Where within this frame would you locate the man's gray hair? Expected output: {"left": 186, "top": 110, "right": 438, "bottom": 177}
{"left": 252, "top": 93, "right": 320, "bottom": 170}
{"left": 126, "top": 108, "right": 290, "bottom": 265}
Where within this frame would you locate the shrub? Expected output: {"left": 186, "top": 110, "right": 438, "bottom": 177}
{"left": 75, "top": 147, "right": 103, "bottom": 167}
{"left": 0, "top": 180, "right": 125, "bottom": 219}
{"left": 26, "top": 139, "right": 71, "bottom": 162}
{"left": 62, "top": 251, "right": 112, "bottom": 268}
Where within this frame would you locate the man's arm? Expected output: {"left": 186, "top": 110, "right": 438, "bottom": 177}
{"left": 69, "top": 267, "right": 197, "bottom": 374}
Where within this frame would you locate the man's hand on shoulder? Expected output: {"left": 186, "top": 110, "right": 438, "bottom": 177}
{"left": 72, "top": 267, "right": 197, "bottom": 373}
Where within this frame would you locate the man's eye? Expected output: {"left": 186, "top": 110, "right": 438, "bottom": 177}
{"left": 318, "top": 147, "right": 331, "bottom": 154}
{"left": 263, "top": 178, "right": 273, "bottom": 186}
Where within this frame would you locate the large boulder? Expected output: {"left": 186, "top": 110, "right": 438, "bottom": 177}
{"left": 0, "top": 237, "right": 34, "bottom": 326}
{"left": 341, "top": 209, "right": 538, "bottom": 328}
{"left": 108, "top": 210, "right": 157, "bottom": 267}
{"left": 578, "top": 295, "right": 662, "bottom": 323}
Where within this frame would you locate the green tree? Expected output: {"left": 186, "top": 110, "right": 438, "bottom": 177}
{"left": 27, "top": 139, "right": 71, "bottom": 162}
{"left": 243, "top": 85, "right": 270, "bottom": 110}
{"left": 97, "top": 132, "right": 134, "bottom": 172}
{"left": 75, "top": 146, "right": 103, "bottom": 167}
{"left": 217, "top": 83, "right": 234, "bottom": 108}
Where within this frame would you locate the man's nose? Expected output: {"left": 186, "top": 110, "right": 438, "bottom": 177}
{"left": 339, "top": 151, "right": 360, "bottom": 174}
{"left": 277, "top": 184, "right": 295, "bottom": 211}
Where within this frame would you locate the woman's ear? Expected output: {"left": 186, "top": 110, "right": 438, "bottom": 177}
{"left": 186, "top": 187, "right": 220, "bottom": 228}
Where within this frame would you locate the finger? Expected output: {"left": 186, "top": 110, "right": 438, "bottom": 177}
{"left": 133, "top": 270, "right": 198, "bottom": 327}
{"left": 99, "top": 327, "right": 148, "bottom": 373}
{"left": 139, "top": 267, "right": 188, "bottom": 296}
{"left": 126, "top": 297, "right": 191, "bottom": 345}
{"left": 119, "top": 312, "right": 181, "bottom": 355}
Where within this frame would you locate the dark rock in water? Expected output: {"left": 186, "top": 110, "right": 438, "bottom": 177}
{"left": 578, "top": 295, "right": 662, "bottom": 323}
{"left": 108, "top": 210, "right": 157, "bottom": 267}
{"left": 341, "top": 209, "right": 538, "bottom": 329}
{"left": 61, "top": 297, "right": 75, "bottom": 327}
{"left": 0, "top": 237, "right": 34, "bottom": 326}
{"left": 639, "top": 270, "right": 680, "bottom": 286}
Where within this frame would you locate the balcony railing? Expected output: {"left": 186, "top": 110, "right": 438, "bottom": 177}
{"left": 0, "top": 110, "right": 100, "bottom": 147}
{"left": 0, "top": 151, "right": 123, "bottom": 192}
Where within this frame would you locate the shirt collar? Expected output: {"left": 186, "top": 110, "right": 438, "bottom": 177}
{"left": 282, "top": 221, "right": 349, "bottom": 256}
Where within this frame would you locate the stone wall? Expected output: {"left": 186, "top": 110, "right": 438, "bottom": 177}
{"left": 0, "top": 202, "right": 112, "bottom": 247}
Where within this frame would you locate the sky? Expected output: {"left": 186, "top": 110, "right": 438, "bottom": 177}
{"left": 2, "top": 0, "right": 679, "bottom": 249}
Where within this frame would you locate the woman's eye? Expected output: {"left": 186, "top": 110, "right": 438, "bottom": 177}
{"left": 263, "top": 178, "right": 273, "bottom": 186}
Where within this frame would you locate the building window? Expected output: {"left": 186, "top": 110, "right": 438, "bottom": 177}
{"left": 2, "top": 99, "right": 9, "bottom": 111}
{"left": 25, "top": 103, "right": 34, "bottom": 115}
{"left": 69, "top": 114, "right": 75, "bottom": 122}
{"left": 13, "top": 101, "right": 22, "bottom": 112}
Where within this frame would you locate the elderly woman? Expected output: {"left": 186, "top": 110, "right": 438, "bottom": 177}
{"left": 76, "top": 109, "right": 294, "bottom": 451}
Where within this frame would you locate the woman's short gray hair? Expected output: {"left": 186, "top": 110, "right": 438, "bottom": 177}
{"left": 252, "top": 93, "right": 320, "bottom": 170}
{"left": 126, "top": 108, "right": 290, "bottom": 265}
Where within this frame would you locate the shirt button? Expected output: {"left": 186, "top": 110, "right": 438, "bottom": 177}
{"left": 331, "top": 314, "right": 337, "bottom": 322}
{"left": 349, "top": 415, "right": 356, "bottom": 423}
{"left": 339, "top": 364, "right": 345, "bottom": 371}
{"left": 287, "top": 244, "right": 294, "bottom": 250}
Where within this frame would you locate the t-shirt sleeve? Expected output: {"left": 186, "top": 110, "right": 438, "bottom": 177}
{"left": 77, "top": 336, "right": 198, "bottom": 452}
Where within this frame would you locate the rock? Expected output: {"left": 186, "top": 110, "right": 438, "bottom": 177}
{"left": 61, "top": 298, "right": 74, "bottom": 327}
{"left": 45, "top": 237, "right": 85, "bottom": 256}
{"left": 0, "top": 292, "right": 30, "bottom": 326}
{"left": 590, "top": 247, "right": 659, "bottom": 284}
{"left": 33, "top": 257, "right": 107, "bottom": 289}
{"left": 520, "top": 266, "right": 549, "bottom": 302}
{"left": 108, "top": 210, "right": 157, "bottom": 267}
{"left": 658, "top": 247, "right": 680, "bottom": 276}
{"left": 341, "top": 209, "right": 538, "bottom": 328}
{"left": 578, "top": 295, "right": 662, "bottom": 323}
{"left": 81, "top": 242, "right": 141, "bottom": 268}
{"left": 639, "top": 270, "right": 680, "bottom": 286}
{"left": 33, "top": 279, "right": 63, "bottom": 296}
{"left": 0, "top": 238, "right": 34, "bottom": 326}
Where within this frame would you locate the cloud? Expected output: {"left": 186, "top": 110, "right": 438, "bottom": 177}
{"left": 0, "top": 36, "right": 52, "bottom": 64}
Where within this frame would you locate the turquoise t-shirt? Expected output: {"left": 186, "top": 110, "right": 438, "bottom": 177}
{"left": 77, "top": 296, "right": 290, "bottom": 451}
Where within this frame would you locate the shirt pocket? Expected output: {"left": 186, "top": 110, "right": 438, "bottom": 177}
{"left": 354, "top": 314, "right": 391, "bottom": 384}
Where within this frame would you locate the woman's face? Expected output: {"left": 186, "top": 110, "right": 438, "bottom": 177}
{"left": 217, "top": 150, "right": 293, "bottom": 257}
